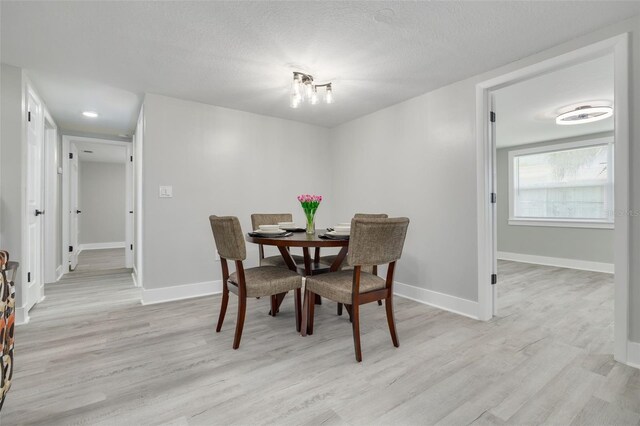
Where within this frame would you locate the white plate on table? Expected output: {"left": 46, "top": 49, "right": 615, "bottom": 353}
{"left": 254, "top": 228, "right": 286, "bottom": 235}
{"left": 327, "top": 230, "right": 350, "bottom": 236}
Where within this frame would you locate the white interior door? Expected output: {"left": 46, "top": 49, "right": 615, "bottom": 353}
{"left": 69, "top": 143, "right": 80, "bottom": 270}
{"left": 26, "top": 91, "right": 44, "bottom": 309}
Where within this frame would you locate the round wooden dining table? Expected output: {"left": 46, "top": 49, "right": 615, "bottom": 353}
{"left": 245, "top": 230, "right": 349, "bottom": 276}
{"left": 245, "top": 230, "right": 349, "bottom": 318}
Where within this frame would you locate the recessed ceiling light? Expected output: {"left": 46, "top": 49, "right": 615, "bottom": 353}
{"left": 82, "top": 111, "right": 98, "bottom": 118}
{"left": 556, "top": 105, "right": 613, "bottom": 125}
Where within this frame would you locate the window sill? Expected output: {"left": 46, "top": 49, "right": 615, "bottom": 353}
{"left": 508, "top": 218, "right": 614, "bottom": 229}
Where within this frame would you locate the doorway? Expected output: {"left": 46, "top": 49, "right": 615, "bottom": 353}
{"left": 62, "top": 136, "right": 133, "bottom": 274}
{"left": 476, "top": 34, "right": 630, "bottom": 364}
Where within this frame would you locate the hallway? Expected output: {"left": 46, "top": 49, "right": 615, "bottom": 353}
{"left": 73, "top": 248, "right": 127, "bottom": 273}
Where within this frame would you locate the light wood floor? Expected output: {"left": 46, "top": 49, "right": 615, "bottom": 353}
{"left": 3, "top": 260, "right": 639, "bottom": 425}
{"left": 74, "top": 248, "right": 126, "bottom": 273}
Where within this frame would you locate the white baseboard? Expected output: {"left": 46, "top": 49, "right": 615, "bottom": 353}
{"left": 394, "top": 281, "right": 479, "bottom": 320}
{"left": 56, "top": 265, "right": 64, "bottom": 281}
{"left": 141, "top": 280, "right": 222, "bottom": 305}
{"left": 628, "top": 341, "right": 640, "bottom": 369}
{"left": 15, "top": 306, "right": 30, "bottom": 326}
{"left": 79, "top": 241, "right": 126, "bottom": 251}
{"left": 497, "top": 251, "right": 614, "bottom": 274}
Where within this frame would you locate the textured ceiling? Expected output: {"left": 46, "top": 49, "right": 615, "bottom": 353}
{"left": 2, "top": 1, "right": 639, "bottom": 134}
{"left": 494, "top": 54, "right": 614, "bottom": 148}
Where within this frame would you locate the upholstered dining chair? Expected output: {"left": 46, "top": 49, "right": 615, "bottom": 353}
{"left": 209, "top": 216, "right": 303, "bottom": 349}
{"left": 320, "top": 213, "right": 389, "bottom": 315}
{"left": 251, "top": 213, "right": 304, "bottom": 268}
{"left": 302, "top": 217, "right": 409, "bottom": 362}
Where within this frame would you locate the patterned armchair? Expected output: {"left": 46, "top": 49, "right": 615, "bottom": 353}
{"left": 0, "top": 250, "right": 17, "bottom": 411}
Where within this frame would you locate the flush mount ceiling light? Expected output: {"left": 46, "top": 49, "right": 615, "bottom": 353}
{"left": 289, "top": 72, "right": 334, "bottom": 108}
{"left": 556, "top": 105, "right": 613, "bottom": 125}
{"left": 82, "top": 111, "right": 99, "bottom": 118}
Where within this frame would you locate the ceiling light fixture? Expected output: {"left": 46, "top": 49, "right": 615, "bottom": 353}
{"left": 290, "top": 72, "right": 334, "bottom": 108}
{"left": 556, "top": 105, "right": 613, "bottom": 125}
{"left": 82, "top": 111, "right": 99, "bottom": 118}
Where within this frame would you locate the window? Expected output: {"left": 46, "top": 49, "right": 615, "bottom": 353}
{"left": 508, "top": 137, "right": 614, "bottom": 228}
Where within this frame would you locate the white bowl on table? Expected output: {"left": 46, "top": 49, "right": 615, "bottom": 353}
{"left": 333, "top": 225, "right": 351, "bottom": 235}
{"left": 259, "top": 224, "right": 280, "bottom": 231}
{"left": 278, "top": 222, "right": 296, "bottom": 229}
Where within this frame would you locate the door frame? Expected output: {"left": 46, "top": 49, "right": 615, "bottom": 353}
{"left": 61, "top": 135, "right": 134, "bottom": 273}
{"left": 475, "top": 33, "right": 630, "bottom": 364}
{"left": 23, "top": 84, "right": 45, "bottom": 312}
{"left": 43, "top": 111, "right": 59, "bottom": 284}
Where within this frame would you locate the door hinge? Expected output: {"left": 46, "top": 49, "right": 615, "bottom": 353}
{"left": 27, "top": 272, "right": 31, "bottom": 283}
{"left": 130, "top": 244, "right": 133, "bottom": 250}
{"left": 491, "top": 273, "right": 497, "bottom": 285}
{"left": 69, "top": 152, "right": 74, "bottom": 159}
{"left": 490, "top": 111, "right": 496, "bottom": 123}
{"left": 491, "top": 192, "right": 497, "bottom": 204}
{"left": 130, "top": 155, "right": 133, "bottom": 162}
{"left": 69, "top": 245, "right": 73, "bottom": 253}
{"left": 28, "top": 111, "right": 31, "bottom": 122}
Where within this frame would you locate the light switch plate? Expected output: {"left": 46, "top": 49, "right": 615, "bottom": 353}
{"left": 159, "top": 186, "right": 173, "bottom": 198}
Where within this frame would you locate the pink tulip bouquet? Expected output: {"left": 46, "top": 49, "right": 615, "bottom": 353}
{"left": 297, "top": 194, "right": 322, "bottom": 234}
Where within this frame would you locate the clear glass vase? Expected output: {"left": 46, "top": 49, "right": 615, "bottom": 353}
{"left": 306, "top": 216, "right": 315, "bottom": 235}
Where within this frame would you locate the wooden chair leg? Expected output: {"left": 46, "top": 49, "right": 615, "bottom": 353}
{"left": 294, "top": 288, "right": 302, "bottom": 332}
{"left": 270, "top": 295, "right": 277, "bottom": 317}
{"left": 352, "top": 302, "right": 362, "bottom": 362}
{"left": 301, "top": 289, "right": 309, "bottom": 337}
{"left": 232, "top": 296, "right": 247, "bottom": 349}
{"left": 337, "top": 303, "right": 343, "bottom": 316}
{"left": 308, "top": 290, "right": 315, "bottom": 335}
{"left": 377, "top": 300, "right": 382, "bottom": 306}
{"left": 385, "top": 297, "right": 399, "bottom": 347}
{"left": 216, "top": 283, "right": 229, "bottom": 332}
{"left": 344, "top": 304, "right": 353, "bottom": 323}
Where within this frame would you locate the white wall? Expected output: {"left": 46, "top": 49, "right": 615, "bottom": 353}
{"left": 0, "top": 63, "right": 24, "bottom": 301}
{"left": 330, "top": 16, "right": 640, "bottom": 341}
{"left": 140, "top": 94, "right": 332, "bottom": 296}
{"left": 497, "top": 135, "right": 614, "bottom": 264}
{"left": 330, "top": 80, "right": 480, "bottom": 303}
{"left": 78, "top": 161, "right": 126, "bottom": 246}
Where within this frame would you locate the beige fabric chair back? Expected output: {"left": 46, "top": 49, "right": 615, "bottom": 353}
{"left": 354, "top": 213, "right": 388, "bottom": 219}
{"left": 209, "top": 216, "right": 246, "bottom": 261}
{"left": 347, "top": 217, "right": 409, "bottom": 267}
{"left": 251, "top": 213, "right": 293, "bottom": 230}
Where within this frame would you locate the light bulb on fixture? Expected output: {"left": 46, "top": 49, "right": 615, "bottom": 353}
{"left": 325, "top": 85, "right": 334, "bottom": 104}
{"left": 305, "top": 83, "right": 314, "bottom": 99}
{"left": 290, "top": 93, "right": 301, "bottom": 108}
{"left": 291, "top": 75, "right": 301, "bottom": 97}
{"left": 310, "top": 87, "right": 319, "bottom": 105}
